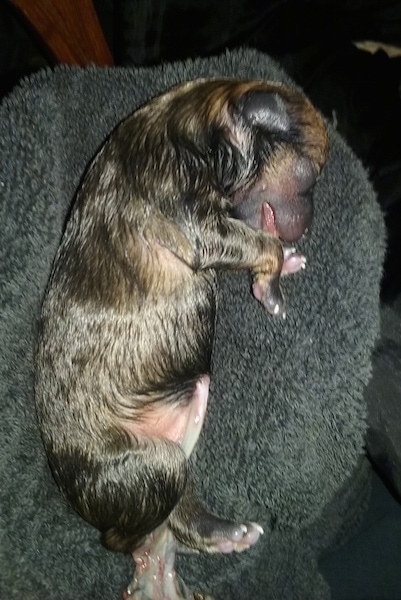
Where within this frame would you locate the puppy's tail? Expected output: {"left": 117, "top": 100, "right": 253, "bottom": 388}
{"left": 48, "top": 433, "right": 188, "bottom": 554}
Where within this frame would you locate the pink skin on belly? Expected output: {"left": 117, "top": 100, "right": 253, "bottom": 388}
{"left": 131, "top": 376, "right": 210, "bottom": 458}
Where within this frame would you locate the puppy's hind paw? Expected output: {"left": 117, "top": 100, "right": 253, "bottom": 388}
{"left": 213, "top": 521, "right": 264, "bottom": 554}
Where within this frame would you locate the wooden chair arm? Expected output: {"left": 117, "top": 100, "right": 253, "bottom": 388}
{"left": 8, "top": 0, "right": 114, "bottom": 66}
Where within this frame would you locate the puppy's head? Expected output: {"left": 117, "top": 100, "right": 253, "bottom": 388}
{"left": 148, "top": 78, "right": 329, "bottom": 243}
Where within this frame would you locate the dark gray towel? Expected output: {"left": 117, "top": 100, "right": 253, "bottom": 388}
{"left": 0, "top": 48, "right": 385, "bottom": 599}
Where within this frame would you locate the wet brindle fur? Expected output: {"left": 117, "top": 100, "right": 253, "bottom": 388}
{"left": 35, "top": 79, "right": 328, "bottom": 555}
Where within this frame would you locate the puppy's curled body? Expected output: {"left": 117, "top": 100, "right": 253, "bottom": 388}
{"left": 35, "top": 78, "right": 328, "bottom": 558}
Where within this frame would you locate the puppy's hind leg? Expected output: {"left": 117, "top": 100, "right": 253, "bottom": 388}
{"left": 169, "top": 383, "right": 263, "bottom": 557}
{"left": 124, "top": 377, "right": 215, "bottom": 600}
{"left": 124, "top": 377, "right": 262, "bottom": 599}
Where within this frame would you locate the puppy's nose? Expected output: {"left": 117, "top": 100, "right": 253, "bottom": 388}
{"left": 239, "top": 91, "right": 290, "bottom": 133}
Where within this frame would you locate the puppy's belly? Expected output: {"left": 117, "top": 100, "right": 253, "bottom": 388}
{"left": 122, "top": 376, "right": 210, "bottom": 457}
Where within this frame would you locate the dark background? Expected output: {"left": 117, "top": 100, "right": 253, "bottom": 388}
{"left": 1, "top": 1, "right": 401, "bottom": 597}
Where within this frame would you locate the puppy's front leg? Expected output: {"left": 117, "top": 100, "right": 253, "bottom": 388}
{"left": 176, "top": 213, "right": 300, "bottom": 316}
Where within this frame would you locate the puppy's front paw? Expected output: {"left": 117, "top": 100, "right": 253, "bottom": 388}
{"left": 252, "top": 273, "right": 285, "bottom": 317}
{"left": 281, "top": 247, "right": 307, "bottom": 275}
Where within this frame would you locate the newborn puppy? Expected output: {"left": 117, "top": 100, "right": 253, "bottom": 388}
{"left": 35, "top": 78, "right": 328, "bottom": 599}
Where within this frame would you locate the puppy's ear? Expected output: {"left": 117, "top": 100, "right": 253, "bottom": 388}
{"left": 237, "top": 91, "right": 291, "bottom": 133}
{"left": 211, "top": 90, "right": 292, "bottom": 195}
